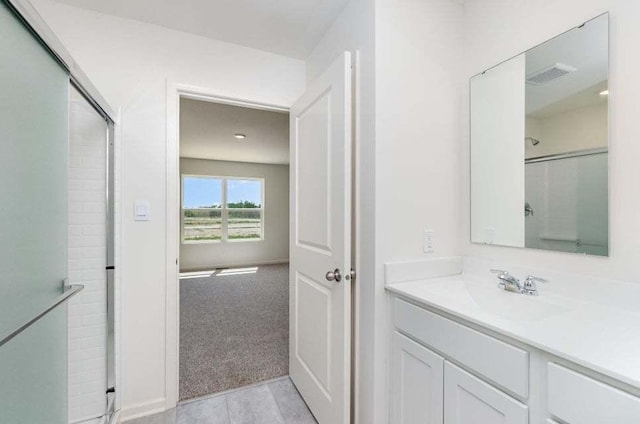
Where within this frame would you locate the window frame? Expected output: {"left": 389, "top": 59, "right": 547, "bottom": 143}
{"left": 181, "top": 174, "right": 265, "bottom": 244}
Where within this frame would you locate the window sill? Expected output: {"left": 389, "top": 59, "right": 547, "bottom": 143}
{"left": 226, "top": 238, "right": 264, "bottom": 243}
{"left": 181, "top": 240, "right": 222, "bottom": 245}
{"left": 181, "top": 238, "right": 264, "bottom": 245}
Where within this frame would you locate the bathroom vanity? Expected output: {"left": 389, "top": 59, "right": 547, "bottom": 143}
{"left": 385, "top": 257, "right": 640, "bottom": 423}
{"left": 384, "top": 10, "right": 640, "bottom": 424}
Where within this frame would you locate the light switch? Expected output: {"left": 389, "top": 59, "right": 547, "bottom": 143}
{"left": 134, "top": 200, "right": 150, "bottom": 221}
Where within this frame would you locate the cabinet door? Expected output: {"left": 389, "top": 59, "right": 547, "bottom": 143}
{"left": 547, "top": 363, "right": 640, "bottom": 424}
{"left": 390, "top": 332, "right": 444, "bottom": 424}
{"left": 444, "top": 362, "right": 528, "bottom": 424}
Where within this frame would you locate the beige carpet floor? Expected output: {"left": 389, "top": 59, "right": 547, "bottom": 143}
{"left": 179, "top": 263, "right": 289, "bottom": 401}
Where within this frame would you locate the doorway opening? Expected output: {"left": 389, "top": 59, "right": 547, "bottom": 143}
{"left": 167, "top": 53, "right": 354, "bottom": 424}
{"left": 176, "top": 97, "right": 300, "bottom": 405}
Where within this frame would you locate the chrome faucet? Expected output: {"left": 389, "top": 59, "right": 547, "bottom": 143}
{"left": 491, "top": 269, "right": 524, "bottom": 293}
{"left": 490, "top": 270, "right": 548, "bottom": 295}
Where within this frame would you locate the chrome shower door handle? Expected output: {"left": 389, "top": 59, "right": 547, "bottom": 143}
{"left": 325, "top": 268, "right": 342, "bottom": 283}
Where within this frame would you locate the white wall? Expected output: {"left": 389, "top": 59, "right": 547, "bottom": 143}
{"left": 179, "top": 158, "right": 289, "bottom": 271}
{"left": 375, "top": 0, "right": 464, "bottom": 262}
{"left": 30, "top": 1, "right": 306, "bottom": 419}
{"left": 305, "top": 0, "right": 376, "bottom": 423}
{"left": 374, "top": 0, "right": 464, "bottom": 422}
{"left": 463, "top": 1, "right": 640, "bottom": 282}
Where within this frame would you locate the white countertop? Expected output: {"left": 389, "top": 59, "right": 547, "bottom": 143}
{"left": 386, "top": 274, "right": 640, "bottom": 390}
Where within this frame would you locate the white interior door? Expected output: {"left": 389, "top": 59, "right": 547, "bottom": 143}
{"left": 289, "top": 51, "right": 352, "bottom": 424}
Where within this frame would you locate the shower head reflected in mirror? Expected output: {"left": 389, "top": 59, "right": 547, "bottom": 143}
{"left": 525, "top": 202, "right": 534, "bottom": 216}
{"left": 526, "top": 137, "right": 541, "bottom": 146}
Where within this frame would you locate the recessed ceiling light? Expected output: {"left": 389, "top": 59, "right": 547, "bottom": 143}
{"left": 599, "top": 89, "right": 609, "bottom": 96}
{"left": 234, "top": 133, "right": 246, "bottom": 139}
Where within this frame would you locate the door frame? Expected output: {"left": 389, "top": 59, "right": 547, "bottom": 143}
{"left": 165, "top": 81, "right": 292, "bottom": 408}
{"left": 165, "top": 59, "right": 362, "bottom": 416}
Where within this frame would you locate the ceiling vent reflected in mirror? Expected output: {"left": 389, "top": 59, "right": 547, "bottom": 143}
{"left": 526, "top": 63, "right": 577, "bottom": 85}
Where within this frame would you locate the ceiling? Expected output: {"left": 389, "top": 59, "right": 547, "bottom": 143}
{"left": 50, "top": 0, "right": 350, "bottom": 58}
{"left": 528, "top": 81, "right": 607, "bottom": 120}
{"left": 180, "top": 98, "right": 289, "bottom": 165}
{"left": 526, "top": 14, "right": 608, "bottom": 115}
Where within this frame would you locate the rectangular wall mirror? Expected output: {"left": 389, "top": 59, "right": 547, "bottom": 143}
{"left": 470, "top": 13, "right": 609, "bottom": 256}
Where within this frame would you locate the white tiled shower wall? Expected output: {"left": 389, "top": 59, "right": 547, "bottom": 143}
{"left": 68, "top": 89, "right": 108, "bottom": 423}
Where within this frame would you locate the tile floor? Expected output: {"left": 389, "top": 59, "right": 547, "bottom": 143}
{"left": 126, "top": 378, "right": 317, "bottom": 424}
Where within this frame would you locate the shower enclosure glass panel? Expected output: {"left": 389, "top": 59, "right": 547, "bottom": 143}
{"left": 525, "top": 152, "right": 608, "bottom": 255}
{"left": 0, "top": 1, "right": 71, "bottom": 423}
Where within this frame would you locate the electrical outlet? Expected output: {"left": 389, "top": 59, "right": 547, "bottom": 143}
{"left": 423, "top": 229, "right": 435, "bottom": 254}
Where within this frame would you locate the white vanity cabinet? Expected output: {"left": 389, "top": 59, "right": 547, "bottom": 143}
{"left": 390, "top": 332, "right": 444, "bottom": 424}
{"left": 444, "top": 362, "right": 528, "bottom": 424}
{"left": 546, "top": 363, "right": 640, "bottom": 424}
{"left": 390, "top": 298, "right": 529, "bottom": 424}
{"left": 389, "top": 331, "right": 527, "bottom": 424}
{"left": 389, "top": 295, "right": 640, "bottom": 424}
{"left": 392, "top": 298, "right": 529, "bottom": 398}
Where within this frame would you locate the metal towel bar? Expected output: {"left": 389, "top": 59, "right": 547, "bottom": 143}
{"left": 0, "top": 283, "right": 84, "bottom": 348}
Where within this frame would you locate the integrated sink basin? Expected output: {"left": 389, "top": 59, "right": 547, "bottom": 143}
{"left": 401, "top": 277, "right": 571, "bottom": 323}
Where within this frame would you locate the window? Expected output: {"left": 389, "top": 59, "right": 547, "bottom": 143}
{"left": 226, "top": 178, "right": 263, "bottom": 240}
{"left": 182, "top": 175, "right": 264, "bottom": 243}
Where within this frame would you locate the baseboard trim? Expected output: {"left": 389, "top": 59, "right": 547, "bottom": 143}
{"left": 108, "top": 410, "right": 120, "bottom": 424}
{"left": 180, "top": 259, "right": 289, "bottom": 273}
{"left": 119, "top": 398, "right": 166, "bottom": 422}
{"left": 69, "top": 415, "right": 106, "bottom": 424}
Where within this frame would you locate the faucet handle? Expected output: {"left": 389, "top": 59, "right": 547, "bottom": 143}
{"left": 525, "top": 275, "right": 548, "bottom": 283}
{"left": 490, "top": 269, "right": 508, "bottom": 275}
{"left": 523, "top": 275, "right": 548, "bottom": 295}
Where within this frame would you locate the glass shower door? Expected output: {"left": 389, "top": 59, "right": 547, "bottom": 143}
{"left": 0, "top": 1, "right": 73, "bottom": 423}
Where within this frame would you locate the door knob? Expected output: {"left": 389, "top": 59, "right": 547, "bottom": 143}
{"left": 325, "top": 268, "right": 342, "bottom": 283}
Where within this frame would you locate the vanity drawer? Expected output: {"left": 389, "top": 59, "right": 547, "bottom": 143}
{"left": 393, "top": 298, "right": 529, "bottom": 398}
{"left": 547, "top": 363, "right": 640, "bottom": 423}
